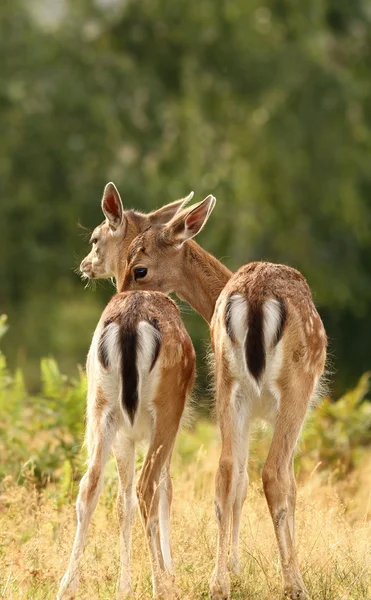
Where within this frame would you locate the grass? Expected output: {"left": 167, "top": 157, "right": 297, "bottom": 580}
{"left": 1, "top": 423, "right": 370, "bottom": 600}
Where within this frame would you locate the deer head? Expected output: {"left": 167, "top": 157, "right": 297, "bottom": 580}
{"left": 79, "top": 182, "right": 194, "bottom": 289}
{"left": 120, "top": 195, "right": 219, "bottom": 314}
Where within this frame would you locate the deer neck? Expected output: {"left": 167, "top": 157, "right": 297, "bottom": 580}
{"left": 176, "top": 241, "right": 232, "bottom": 323}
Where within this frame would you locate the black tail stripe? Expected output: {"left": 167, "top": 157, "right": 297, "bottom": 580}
{"left": 120, "top": 327, "right": 138, "bottom": 425}
{"left": 245, "top": 303, "right": 265, "bottom": 383}
{"left": 274, "top": 298, "right": 287, "bottom": 346}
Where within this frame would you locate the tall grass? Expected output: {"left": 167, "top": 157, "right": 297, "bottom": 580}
{"left": 0, "top": 315, "right": 370, "bottom": 598}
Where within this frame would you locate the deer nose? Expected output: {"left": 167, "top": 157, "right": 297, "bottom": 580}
{"left": 80, "top": 257, "right": 91, "bottom": 273}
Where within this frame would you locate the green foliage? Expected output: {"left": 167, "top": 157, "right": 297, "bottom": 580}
{"left": 1, "top": 1, "right": 371, "bottom": 391}
{"left": 1, "top": 316, "right": 370, "bottom": 490}
{"left": 0, "top": 329, "right": 86, "bottom": 486}
{"left": 301, "top": 372, "right": 371, "bottom": 477}
{"left": 58, "top": 459, "right": 75, "bottom": 505}
{"left": 0, "top": 314, "right": 8, "bottom": 341}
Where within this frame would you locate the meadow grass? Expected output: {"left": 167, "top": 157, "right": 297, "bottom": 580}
{"left": 1, "top": 423, "right": 370, "bottom": 600}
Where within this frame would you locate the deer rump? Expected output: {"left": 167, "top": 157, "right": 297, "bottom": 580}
{"left": 225, "top": 294, "right": 287, "bottom": 394}
{"left": 97, "top": 317, "right": 161, "bottom": 426}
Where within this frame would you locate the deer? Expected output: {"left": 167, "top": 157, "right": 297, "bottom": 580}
{"left": 57, "top": 183, "right": 196, "bottom": 600}
{"left": 79, "top": 180, "right": 195, "bottom": 291}
{"left": 118, "top": 195, "right": 327, "bottom": 600}
{"left": 57, "top": 290, "right": 195, "bottom": 600}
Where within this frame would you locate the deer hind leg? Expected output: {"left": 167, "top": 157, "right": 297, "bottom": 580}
{"left": 229, "top": 398, "right": 250, "bottom": 575}
{"left": 112, "top": 431, "right": 136, "bottom": 600}
{"left": 262, "top": 386, "right": 311, "bottom": 600}
{"left": 137, "top": 427, "right": 179, "bottom": 600}
{"left": 57, "top": 407, "right": 117, "bottom": 600}
{"left": 210, "top": 375, "right": 246, "bottom": 600}
{"left": 159, "top": 454, "right": 174, "bottom": 574}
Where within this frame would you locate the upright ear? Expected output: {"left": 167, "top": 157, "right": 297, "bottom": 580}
{"left": 149, "top": 191, "right": 194, "bottom": 225}
{"left": 163, "top": 194, "right": 216, "bottom": 246}
{"left": 101, "top": 182, "right": 124, "bottom": 230}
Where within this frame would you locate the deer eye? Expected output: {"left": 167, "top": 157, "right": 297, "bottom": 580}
{"left": 134, "top": 267, "right": 148, "bottom": 280}
{"left": 91, "top": 237, "right": 98, "bottom": 245}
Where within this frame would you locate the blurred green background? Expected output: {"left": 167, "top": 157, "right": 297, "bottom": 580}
{"left": 1, "top": 0, "right": 371, "bottom": 394}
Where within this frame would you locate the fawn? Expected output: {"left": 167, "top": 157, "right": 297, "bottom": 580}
{"left": 57, "top": 291, "right": 195, "bottom": 600}
{"left": 57, "top": 183, "right": 196, "bottom": 599}
{"left": 119, "top": 195, "right": 327, "bottom": 600}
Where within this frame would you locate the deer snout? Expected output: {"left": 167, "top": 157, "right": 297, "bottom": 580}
{"left": 80, "top": 257, "right": 94, "bottom": 277}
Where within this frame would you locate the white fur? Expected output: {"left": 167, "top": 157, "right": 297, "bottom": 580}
{"left": 136, "top": 320, "right": 161, "bottom": 432}
{"left": 137, "top": 321, "right": 161, "bottom": 372}
{"left": 179, "top": 191, "right": 194, "bottom": 211}
{"left": 88, "top": 320, "right": 162, "bottom": 440}
{"left": 261, "top": 298, "right": 285, "bottom": 416}
{"left": 219, "top": 295, "right": 285, "bottom": 422}
{"left": 263, "top": 298, "right": 283, "bottom": 349}
{"left": 159, "top": 475, "right": 172, "bottom": 572}
{"left": 261, "top": 341, "right": 283, "bottom": 421}
{"left": 103, "top": 321, "right": 122, "bottom": 368}
{"left": 229, "top": 294, "right": 248, "bottom": 344}
{"left": 97, "top": 321, "right": 122, "bottom": 417}
{"left": 226, "top": 295, "right": 261, "bottom": 396}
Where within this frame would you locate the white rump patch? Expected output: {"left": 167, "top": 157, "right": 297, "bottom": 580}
{"left": 228, "top": 294, "right": 248, "bottom": 344}
{"left": 225, "top": 295, "right": 261, "bottom": 396}
{"left": 102, "top": 321, "right": 121, "bottom": 370}
{"left": 137, "top": 321, "right": 162, "bottom": 373}
{"left": 136, "top": 321, "right": 162, "bottom": 423}
{"left": 93, "top": 321, "right": 121, "bottom": 410}
{"left": 263, "top": 298, "right": 283, "bottom": 349}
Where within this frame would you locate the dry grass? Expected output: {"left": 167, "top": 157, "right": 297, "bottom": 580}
{"left": 0, "top": 430, "right": 370, "bottom": 600}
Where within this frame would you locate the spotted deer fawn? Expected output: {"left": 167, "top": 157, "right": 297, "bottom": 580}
{"left": 57, "top": 291, "right": 195, "bottom": 600}
{"left": 120, "top": 195, "right": 327, "bottom": 600}
{"left": 57, "top": 183, "right": 196, "bottom": 600}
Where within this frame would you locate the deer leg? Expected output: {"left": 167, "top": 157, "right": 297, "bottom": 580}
{"left": 210, "top": 376, "right": 242, "bottom": 600}
{"left": 262, "top": 389, "right": 311, "bottom": 600}
{"left": 57, "top": 410, "right": 117, "bottom": 599}
{"left": 112, "top": 432, "right": 136, "bottom": 600}
{"left": 137, "top": 429, "right": 179, "bottom": 600}
{"left": 228, "top": 403, "right": 250, "bottom": 575}
{"left": 159, "top": 455, "right": 174, "bottom": 574}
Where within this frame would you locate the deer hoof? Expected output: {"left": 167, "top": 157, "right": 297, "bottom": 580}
{"left": 284, "top": 586, "right": 310, "bottom": 600}
{"left": 209, "top": 568, "right": 230, "bottom": 600}
{"left": 57, "top": 570, "right": 79, "bottom": 599}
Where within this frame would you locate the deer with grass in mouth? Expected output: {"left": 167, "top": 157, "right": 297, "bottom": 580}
{"left": 57, "top": 184, "right": 196, "bottom": 600}
{"left": 120, "top": 194, "right": 327, "bottom": 600}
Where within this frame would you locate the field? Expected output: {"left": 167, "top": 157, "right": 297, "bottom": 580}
{"left": 1, "top": 426, "right": 371, "bottom": 600}
{"left": 0, "top": 318, "right": 371, "bottom": 600}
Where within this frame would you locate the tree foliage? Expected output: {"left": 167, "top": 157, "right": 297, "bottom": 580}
{"left": 1, "top": 1, "right": 371, "bottom": 390}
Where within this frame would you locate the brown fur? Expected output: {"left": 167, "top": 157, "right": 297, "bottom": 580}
{"left": 57, "top": 186, "right": 199, "bottom": 600}
{"left": 119, "top": 199, "right": 327, "bottom": 600}
{"left": 80, "top": 190, "right": 327, "bottom": 600}
{"left": 80, "top": 185, "right": 194, "bottom": 291}
{"left": 58, "top": 289, "right": 195, "bottom": 600}
{"left": 123, "top": 235, "right": 231, "bottom": 322}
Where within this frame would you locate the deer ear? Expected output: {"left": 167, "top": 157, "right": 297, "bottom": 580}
{"left": 149, "top": 191, "right": 194, "bottom": 225}
{"left": 163, "top": 195, "right": 216, "bottom": 246}
{"left": 101, "top": 182, "right": 124, "bottom": 230}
